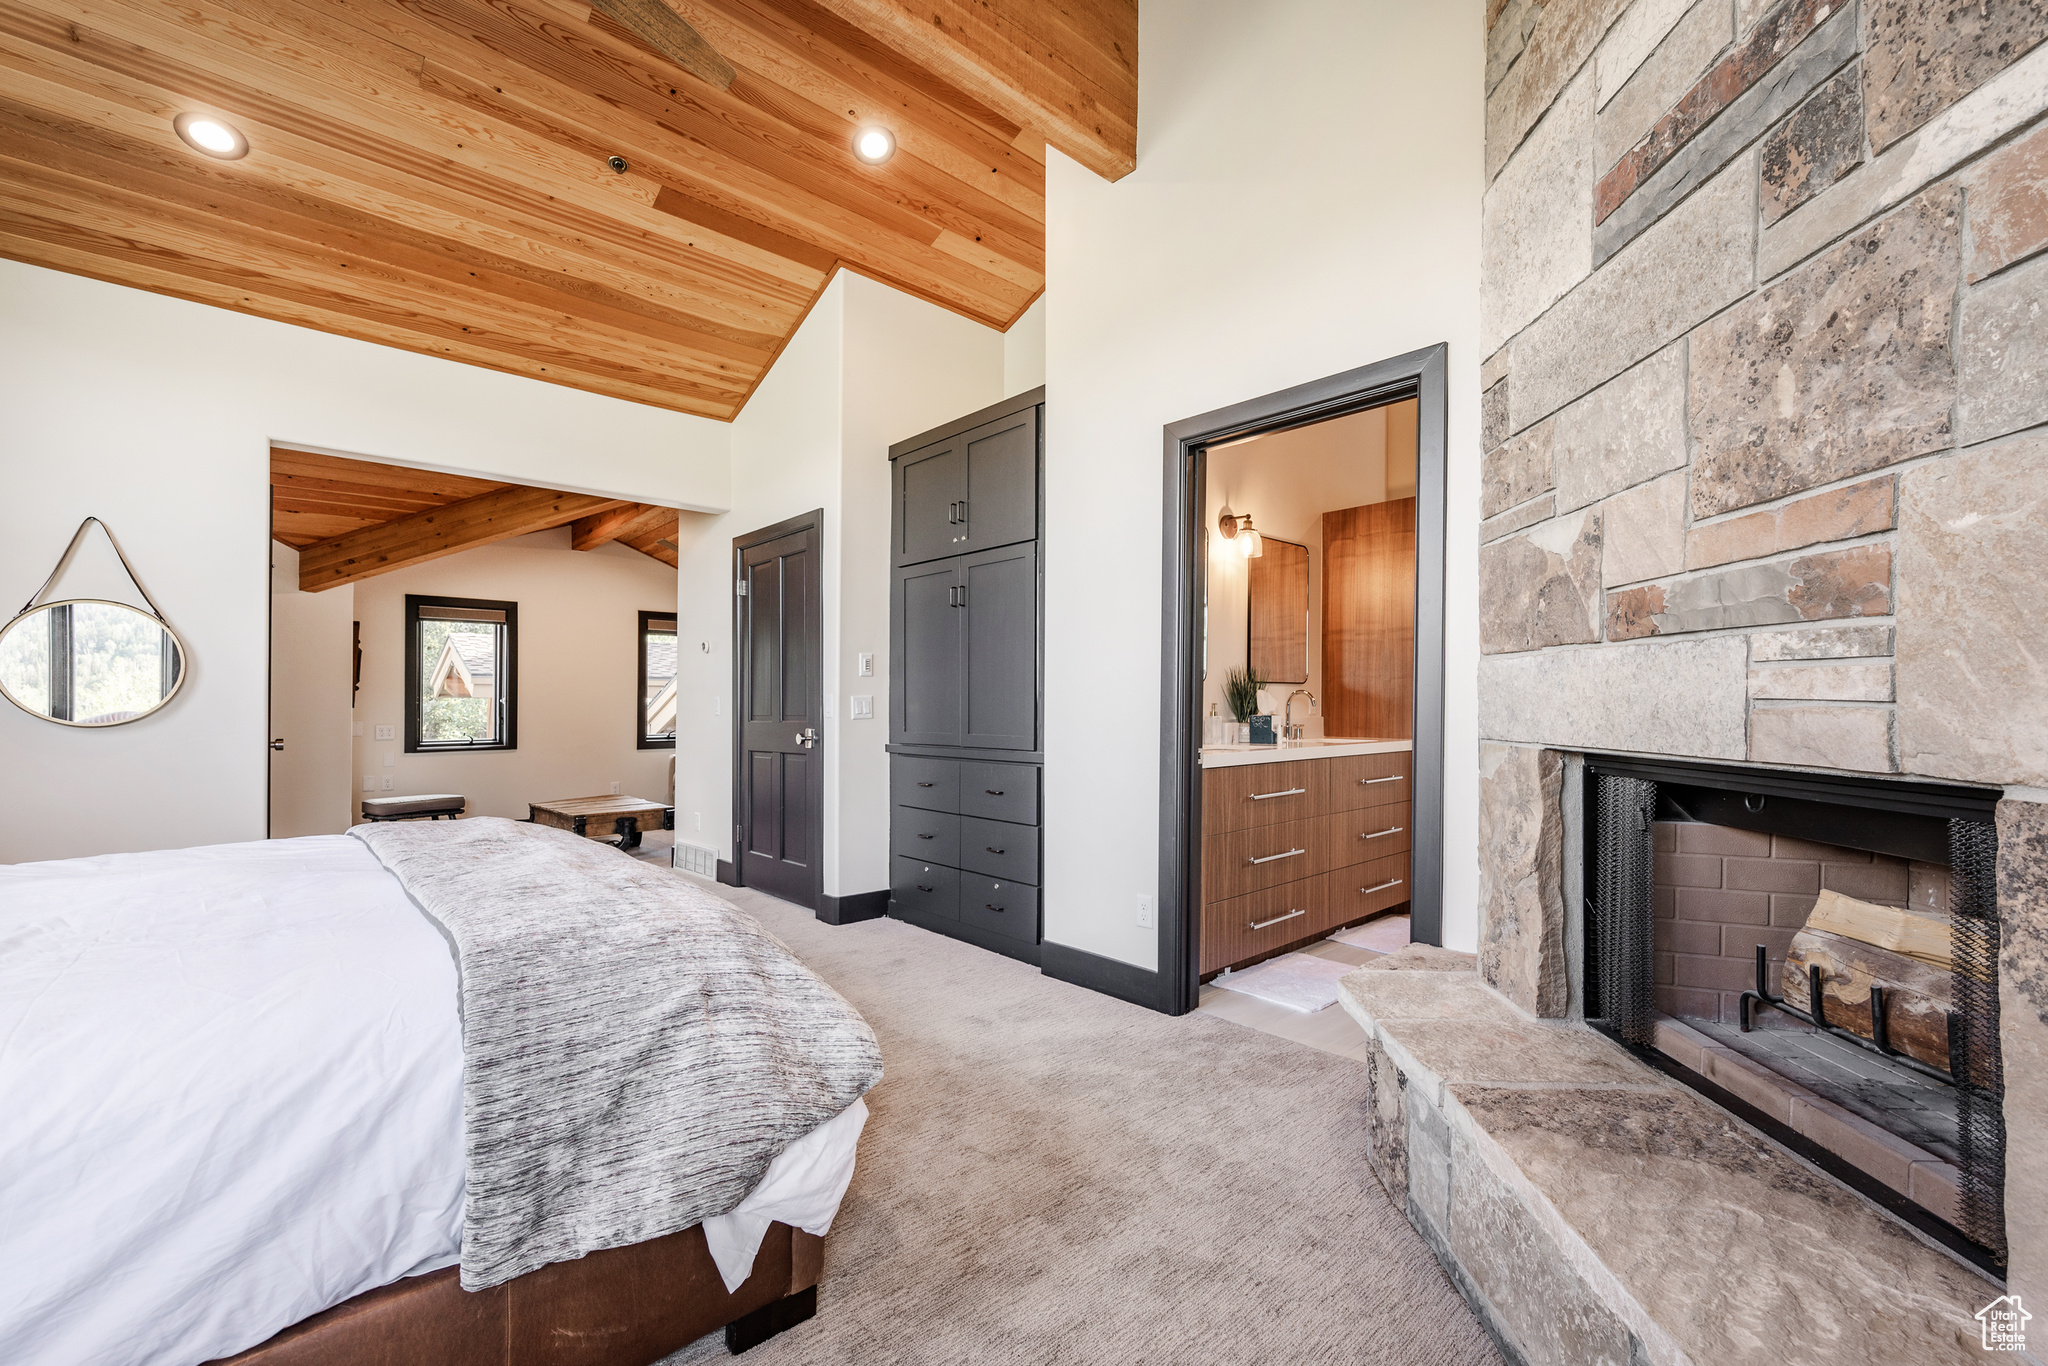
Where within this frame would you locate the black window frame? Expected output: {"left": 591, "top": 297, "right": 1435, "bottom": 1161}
{"left": 637, "top": 609, "right": 677, "bottom": 751}
{"left": 405, "top": 594, "right": 518, "bottom": 753}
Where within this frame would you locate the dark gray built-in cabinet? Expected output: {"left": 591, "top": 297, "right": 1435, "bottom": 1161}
{"left": 887, "top": 388, "right": 1044, "bottom": 964}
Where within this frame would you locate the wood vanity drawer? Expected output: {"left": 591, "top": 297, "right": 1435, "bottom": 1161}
{"left": 960, "top": 877, "right": 1039, "bottom": 944}
{"left": 1201, "top": 815, "right": 1327, "bottom": 900}
{"left": 1201, "top": 760, "right": 1326, "bottom": 835}
{"left": 960, "top": 816, "right": 1039, "bottom": 882}
{"left": 959, "top": 761, "right": 1038, "bottom": 824}
{"left": 892, "top": 857, "right": 959, "bottom": 921}
{"left": 1325, "top": 752, "right": 1413, "bottom": 812}
{"left": 1325, "top": 802, "right": 1412, "bottom": 869}
{"left": 892, "top": 805, "right": 959, "bottom": 865}
{"left": 1200, "top": 877, "right": 1330, "bottom": 975}
{"left": 1320, "top": 852, "right": 1411, "bottom": 931}
{"left": 891, "top": 756, "right": 959, "bottom": 812}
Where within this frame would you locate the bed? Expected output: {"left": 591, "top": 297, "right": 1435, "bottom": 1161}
{"left": 0, "top": 821, "right": 882, "bottom": 1366}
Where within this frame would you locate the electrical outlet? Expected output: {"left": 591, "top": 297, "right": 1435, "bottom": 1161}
{"left": 363, "top": 775, "right": 375, "bottom": 792}
{"left": 857, "top": 652, "right": 873, "bottom": 677}
{"left": 1136, "top": 893, "right": 1155, "bottom": 929}
{"left": 375, "top": 724, "right": 395, "bottom": 741}
{"left": 849, "top": 694, "right": 873, "bottom": 719}
{"left": 610, "top": 781, "right": 622, "bottom": 794}
{"left": 383, "top": 752, "right": 394, "bottom": 767}
{"left": 380, "top": 776, "right": 394, "bottom": 791}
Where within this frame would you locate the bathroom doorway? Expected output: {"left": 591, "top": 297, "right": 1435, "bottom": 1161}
{"left": 1157, "top": 347, "right": 1446, "bottom": 1016}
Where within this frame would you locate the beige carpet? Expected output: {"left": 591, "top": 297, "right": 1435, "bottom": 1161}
{"left": 664, "top": 879, "right": 1504, "bottom": 1365}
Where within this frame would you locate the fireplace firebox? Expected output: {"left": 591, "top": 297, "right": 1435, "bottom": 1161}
{"left": 1582, "top": 756, "right": 2006, "bottom": 1273}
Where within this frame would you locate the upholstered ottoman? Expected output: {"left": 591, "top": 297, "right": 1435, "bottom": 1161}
{"left": 360, "top": 794, "right": 466, "bottom": 822}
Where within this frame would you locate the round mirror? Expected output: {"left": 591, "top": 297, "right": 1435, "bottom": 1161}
{"left": 0, "top": 599, "right": 188, "bottom": 726}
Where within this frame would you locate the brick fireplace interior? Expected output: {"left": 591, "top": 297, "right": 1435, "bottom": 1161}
{"left": 1583, "top": 760, "right": 2006, "bottom": 1271}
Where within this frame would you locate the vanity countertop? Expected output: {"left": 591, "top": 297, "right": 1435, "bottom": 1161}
{"left": 1199, "top": 737, "right": 1413, "bottom": 768}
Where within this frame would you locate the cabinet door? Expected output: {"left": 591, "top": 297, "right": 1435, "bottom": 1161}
{"left": 959, "top": 407, "right": 1038, "bottom": 553}
{"left": 894, "top": 441, "right": 965, "bottom": 567}
{"left": 960, "top": 543, "right": 1037, "bottom": 751}
{"left": 892, "top": 560, "right": 963, "bottom": 746}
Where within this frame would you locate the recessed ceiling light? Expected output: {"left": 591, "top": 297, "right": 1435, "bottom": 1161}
{"left": 853, "top": 126, "right": 895, "bottom": 165}
{"left": 173, "top": 112, "right": 248, "bottom": 160}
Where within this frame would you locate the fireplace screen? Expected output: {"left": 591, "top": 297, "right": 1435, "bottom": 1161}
{"left": 1585, "top": 763, "right": 2007, "bottom": 1266}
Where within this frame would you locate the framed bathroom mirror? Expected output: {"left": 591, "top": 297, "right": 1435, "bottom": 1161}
{"left": 0, "top": 599, "right": 188, "bottom": 726}
{"left": 1247, "top": 536, "right": 1308, "bottom": 684}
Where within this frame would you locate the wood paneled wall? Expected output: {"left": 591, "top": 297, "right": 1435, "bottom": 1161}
{"left": 1321, "top": 498, "right": 1414, "bottom": 740}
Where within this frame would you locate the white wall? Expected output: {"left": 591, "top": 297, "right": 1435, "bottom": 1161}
{"left": 0, "top": 260, "right": 729, "bottom": 865}
{"left": 349, "top": 529, "right": 678, "bottom": 820}
{"left": 1043, "top": 0, "right": 1485, "bottom": 966}
{"left": 1003, "top": 296, "right": 1047, "bottom": 398}
{"left": 671, "top": 272, "right": 1005, "bottom": 896}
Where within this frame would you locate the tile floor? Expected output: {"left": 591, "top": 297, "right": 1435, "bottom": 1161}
{"left": 1196, "top": 915, "right": 1411, "bottom": 1062}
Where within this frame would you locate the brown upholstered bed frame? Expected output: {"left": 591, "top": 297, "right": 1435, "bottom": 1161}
{"left": 208, "top": 1222, "right": 822, "bottom": 1365}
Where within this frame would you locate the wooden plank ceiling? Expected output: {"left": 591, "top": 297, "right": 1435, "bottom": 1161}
{"left": 273, "top": 447, "right": 680, "bottom": 590}
{"left": 0, "top": 0, "right": 1136, "bottom": 420}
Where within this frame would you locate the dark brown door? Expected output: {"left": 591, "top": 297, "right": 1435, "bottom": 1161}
{"left": 735, "top": 512, "right": 822, "bottom": 908}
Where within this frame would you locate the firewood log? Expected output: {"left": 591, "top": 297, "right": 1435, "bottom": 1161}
{"left": 1803, "top": 889, "right": 1951, "bottom": 969}
{"left": 1781, "top": 928, "right": 1951, "bottom": 1073}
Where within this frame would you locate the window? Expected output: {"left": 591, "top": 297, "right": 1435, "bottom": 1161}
{"left": 406, "top": 595, "right": 516, "bottom": 752}
{"left": 638, "top": 611, "right": 677, "bottom": 749}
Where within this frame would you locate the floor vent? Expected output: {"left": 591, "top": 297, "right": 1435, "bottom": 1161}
{"left": 674, "top": 842, "right": 718, "bottom": 877}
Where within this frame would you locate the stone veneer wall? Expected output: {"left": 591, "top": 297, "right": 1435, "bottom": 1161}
{"left": 1474, "top": 0, "right": 2048, "bottom": 1307}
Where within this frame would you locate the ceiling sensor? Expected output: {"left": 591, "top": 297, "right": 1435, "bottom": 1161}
{"left": 173, "top": 112, "right": 249, "bottom": 160}
{"left": 606, "top": 154, "right": 630, "bottom": 173}
{"left": 852, "top": 127, "right": 895, "bottom": 165}
{"left": 657, "top": 538, "right": 679, "bottom": 551}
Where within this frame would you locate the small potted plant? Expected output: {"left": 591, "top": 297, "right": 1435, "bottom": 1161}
{"left": 1224, "top": 665, "right": 1262, "bottom": 745}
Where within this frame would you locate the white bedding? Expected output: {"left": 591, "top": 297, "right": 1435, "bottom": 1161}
{"left": 0, "top": 835, "right": 863, "bottom": 1366}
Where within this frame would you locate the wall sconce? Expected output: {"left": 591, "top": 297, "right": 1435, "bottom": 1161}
{"left": 1217, "top": 507, "right": 1263, "bottom": 558}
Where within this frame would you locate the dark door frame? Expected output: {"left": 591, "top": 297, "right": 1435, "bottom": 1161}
{"left": 730, "top": 508, "right": 826, "bottom": 910}
{"left": 1157, "top": 345, "right": 1450, "bottom": 1016}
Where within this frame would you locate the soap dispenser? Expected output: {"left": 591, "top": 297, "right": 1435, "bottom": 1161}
{"left": 1207, "top": 702, "right": 1222, "bottom": 747}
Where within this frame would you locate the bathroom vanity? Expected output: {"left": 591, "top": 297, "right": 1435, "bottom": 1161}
{"left": 1198, "top": 739, "right": 1412, "bottom": 975}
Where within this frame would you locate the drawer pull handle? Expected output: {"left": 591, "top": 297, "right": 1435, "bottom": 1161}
{"left": 1363, "top": 775, "right": 1404, "bottom": 786}
{"left": 916, "top": 781, "right": 935, "bottom": 788}
{"left": 1248, "top": 847, "right": 1306, "bottom": 865}
{"left": 917, "top": 832, "right": 935, "bottom": 840}
{"left": 917, "top": 884, "right": 934, "bottom": 893}
{"left": 1248, "top": 908, "right": 1307, "bottom": 930}
{"left": 1250, "top": 786, "right": 1307, "bottom": 801}
{"left": 986, "top": 845, "right": 1005, "bottom": 854}
{"left": 1358, "top": 877, "right": 1405, "bottom": 896}
{"left": 985, "top": 789, "right": 1005, "bottom": 795}
{"left": 1361, "top": 826, "right": 1405, "bottom": 840}
{"left": 986, "top": 903, "right": 1004, "bottom": 912}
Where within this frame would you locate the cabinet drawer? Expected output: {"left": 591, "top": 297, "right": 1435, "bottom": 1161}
{"left": 960, "top": 761, "right": 1038, "bottom": 824}
{"left": 892, "top": 806, "right": 959, "bottom": 865}
{"left": 960, "top": 877, "right": 1039, "bottom": 944}
{"left": 1201, "top": 761, "right": 1326, "bottom": 835}
{"left": 892, "top": 755, "right": 959, "bottom": 812}
{"left": 1321, "top": 852, "right": 1411, "bottom": 930}
{"left": 1325, "top": 751, "right": 1413, "bottom": 812}
{"left": 892, "top": 857, "right": 959, "bottom": 921}
{"left": 1200, "top": 877, "right": 1329, "bottom": 975}
{"left": 1201, "top": 815, "right": 1327, "bottom": 901}
{"left": 960, "top": 816, "right": 1039, "bottom": 883}
{"left": 1325, "top": 803, "right": 1413, "bottom": 870}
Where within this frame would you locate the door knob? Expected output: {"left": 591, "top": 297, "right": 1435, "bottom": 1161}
{"left": 269, "top": 738, "right": 284, "bottom": 751}
{"left": 795, "top": 727, "right": 818, "bottom": 748}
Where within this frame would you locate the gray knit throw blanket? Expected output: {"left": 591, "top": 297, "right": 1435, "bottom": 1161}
{"left": 351, "top": 817, "right": 882, "bottom": 1289}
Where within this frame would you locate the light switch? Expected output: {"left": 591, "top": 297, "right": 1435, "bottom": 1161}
{"left": 849, "top": 694, "right": 873, "bottom": 719}
{"left": 362, "top": 775, "right": 375, "bottom": 792}
{"left": 383, "top": 752, "right": 394, "bottom": 767}
{"left": 380, "top": 776, "right": 394, "bottom": 791}
{"left": 858, "top": 652, "right": 873, "bottom": 677}
{"left": 375, "top": 724, "right": 395, "bottom": 741}
{"left": 352, "top": 721, "right": 365, "bottom": 737}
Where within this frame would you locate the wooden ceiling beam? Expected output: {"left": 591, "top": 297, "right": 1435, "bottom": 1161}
{"left": 799, "top": 0, "right": 1136, "bottom": 182}
{"left": 618, "top": 507, "right": 683, "bottom": 567}
{"left": 298, "top": 484, "right": 632, "bottom": 590}
{"left": 570, "top": 502, "right": 656, "bottom": 550}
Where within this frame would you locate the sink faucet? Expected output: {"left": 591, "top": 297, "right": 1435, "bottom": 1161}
{"left": 1284, "top": 690, "right": 1317, "bottom": 741}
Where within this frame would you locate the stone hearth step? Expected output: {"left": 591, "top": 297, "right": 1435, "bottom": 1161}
{"left": 1339, "top": 955, "right": 1998, "bottom": 1366}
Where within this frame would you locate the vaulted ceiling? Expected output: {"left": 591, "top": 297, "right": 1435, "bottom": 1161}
{"left": 273, "top": 447, "right": 681, "bottom": 590}
{"left": 0, "top": 0, "right": 1135, "bottom": 419}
